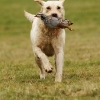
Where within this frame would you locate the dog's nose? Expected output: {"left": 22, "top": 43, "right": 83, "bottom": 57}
{"left": 52, "top": 13, "right": 58, "bottom": 17}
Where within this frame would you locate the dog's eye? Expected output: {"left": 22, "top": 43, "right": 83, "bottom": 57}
{"left": 57, "top": 6, "right": 61, "bottom": 10}
{"left": 46, "top": 6, "right": 51, "bottom": 10}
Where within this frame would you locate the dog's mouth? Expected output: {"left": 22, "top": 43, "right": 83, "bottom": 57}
{"left": 35, "top": 13, "right": 59, "bottom": 18}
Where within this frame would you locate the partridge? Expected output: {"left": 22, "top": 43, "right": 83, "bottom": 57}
{"left": 35, "top": 13, "right": 74, "bottom": 37}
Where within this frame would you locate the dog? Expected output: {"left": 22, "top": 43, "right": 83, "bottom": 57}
{"left": 24, "top": 0, "right": 65, "bottom": 82}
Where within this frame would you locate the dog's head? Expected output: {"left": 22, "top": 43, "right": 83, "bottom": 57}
{"left": 34, "top": 0, "right": 65, "bottom": 18}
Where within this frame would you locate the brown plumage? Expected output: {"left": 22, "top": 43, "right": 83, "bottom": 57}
{"left": 57, "top": 19, "right": 73, "bottom": 30}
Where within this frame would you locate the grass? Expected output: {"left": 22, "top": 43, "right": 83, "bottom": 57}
{"left": 0, "top": 0, "right": 100, "bottom": 99}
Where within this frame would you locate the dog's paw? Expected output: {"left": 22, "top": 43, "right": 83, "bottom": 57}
{"left": 45, "top": 67, "right": 53, "bottom": 73}
{"left": 55, "top": 74, "right": 62, "bottom": 82}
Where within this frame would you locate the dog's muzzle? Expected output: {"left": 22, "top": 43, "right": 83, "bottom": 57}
{"left": 52, "top": 13, "right": 58, "bottom": 18}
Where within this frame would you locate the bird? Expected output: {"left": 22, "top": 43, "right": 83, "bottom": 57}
{"left": 35, "top": 13, "right": 74, "bottom": 37}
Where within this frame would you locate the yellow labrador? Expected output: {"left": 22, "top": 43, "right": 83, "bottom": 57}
{"left": 25, "top": 0, "right": 65, "bottom": 82}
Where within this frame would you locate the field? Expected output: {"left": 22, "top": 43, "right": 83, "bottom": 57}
{"left": 0, "top": 0, "right": 100, "bottom": 99}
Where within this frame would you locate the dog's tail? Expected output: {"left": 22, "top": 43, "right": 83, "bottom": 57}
{"left": 24, "top": 10, "right": 35, "bottom": 23}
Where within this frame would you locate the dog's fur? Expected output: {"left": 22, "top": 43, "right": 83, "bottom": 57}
{"left": 25, "top": 0, "right": 65, "bottom": 82}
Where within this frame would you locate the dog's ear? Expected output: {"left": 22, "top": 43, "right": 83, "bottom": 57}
{"left": 34, "top": 0, "right": 45, "bottom": 6}
{"left": 59, "top": 0, "right": 65, "bottom": 4}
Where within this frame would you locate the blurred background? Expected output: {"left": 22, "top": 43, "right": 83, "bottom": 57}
{"left": 0, "top": 0, "right": 100, "bottom": 99}
{"left": 0, "top": 0, "right": 100, "bottom": 63}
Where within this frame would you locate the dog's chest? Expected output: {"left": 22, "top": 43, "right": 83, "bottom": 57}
{"left": 37, "top": 29, "right": 56, "bottom": 56}
{"left": 37, "top": 38, "right": 54, "bottom": 56}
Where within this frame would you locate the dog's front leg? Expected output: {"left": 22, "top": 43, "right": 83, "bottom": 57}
{"left": 34, "top": 46, "right": 53, "bottom": 73}
{"left": 54, "top": 47, "right": 64, "bottom": 82}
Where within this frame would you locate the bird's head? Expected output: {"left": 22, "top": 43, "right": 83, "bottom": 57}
{"left": 35, "top": 13, "right": 46, "bottom": 20}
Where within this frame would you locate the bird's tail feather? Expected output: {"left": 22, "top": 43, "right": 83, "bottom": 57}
{"left": 24, "top": 10, "right": 35, "bottom": 23}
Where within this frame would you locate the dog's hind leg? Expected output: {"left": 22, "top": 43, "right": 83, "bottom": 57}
{"left": 35, "top": 55, "right": 45, "bottom": 79}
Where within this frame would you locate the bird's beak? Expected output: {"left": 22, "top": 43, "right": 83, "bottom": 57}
{"left": 35, "top": 14, "right": 41, "bottom": 17}
{"left": 35, "top": 14, "right": 38, "bottom": 17}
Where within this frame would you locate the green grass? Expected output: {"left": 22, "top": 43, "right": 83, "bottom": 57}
{"left": 0, "top": 0, "right": 100, "bottom": 99}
